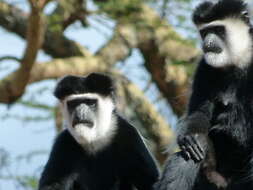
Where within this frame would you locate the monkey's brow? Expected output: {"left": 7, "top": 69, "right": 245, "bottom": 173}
{"left": 67, "top": 97, "right": 98, "bottom": 105}
{"left": 200, "top": 24, "right": 224, "bottom": 31}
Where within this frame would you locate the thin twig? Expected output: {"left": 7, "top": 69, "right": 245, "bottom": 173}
{"left": 0, "top": 56, "right": 21, "bottom": 63}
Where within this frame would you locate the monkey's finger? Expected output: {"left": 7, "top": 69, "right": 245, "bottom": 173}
{"left": 183, "top": 136, "right": 202, "bottom": 161}
{"left": 190, "top": 136, "right": 205, "bottom": 160}
{"left": 191, "top": 144, "right": 204, "bottom": 161}
{"left": 184, "top": 142, "right": 201, "bottom": 162}
{"left": 187, "top": 146, "right": 201, "bottom": 162}
{"left": 192, "top": 135, "right": 205, "bottom": 154}
{"left": 181, "top": 145, "right": 191, "bottom": 160}
{"left": 179, "top": 136, "right": 202, "bottom": 161}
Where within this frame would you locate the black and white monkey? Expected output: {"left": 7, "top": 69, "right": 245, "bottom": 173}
{"left": 156, "top": 0, "right": 253, "bottom": 190}
{"left": 38, "top": 73, "right": 159, "bottom": 190}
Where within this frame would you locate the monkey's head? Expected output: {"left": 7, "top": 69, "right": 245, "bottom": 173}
{"left": 54, "top": 73, "right": 117, "bottom": 152}
{"left": 193, "top": 0, "right": 253, "bottom": 69}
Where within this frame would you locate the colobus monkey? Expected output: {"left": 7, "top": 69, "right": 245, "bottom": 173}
{"left": 38, "top": 73, "right": 159, "bottom": 190}
{"left": 156, "top": 0, "right": 253, "bottom": 190}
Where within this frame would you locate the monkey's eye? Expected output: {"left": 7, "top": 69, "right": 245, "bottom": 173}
{"left": 213, "top": 26, "right": 225, "bottom": 39}
{"left": 242, "top": 11, "right": 250, "bottom": 23}
{"left": 82, "top": 98, "right": 97, "bottom": 106}
{"left": 67, "top": 99, "right": 82, "bottom": 110}
{"left": 67, "top": 98, "right": 97, "bottom": 111}
{"left": 200, "top": 26, "right": 225, "bottom": 39}
{"left": 242, "top": 11, "right": 249, "bottom": 17}
{"left": 199, "top": 28, "right": 209, "bottom": 38}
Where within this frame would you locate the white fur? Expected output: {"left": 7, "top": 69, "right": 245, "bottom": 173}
{"left": 61, "top": 93, "right": 117, "bottom": 154}
{"left": 198, "top": 18, "right": 253, "bottom": 69}
{"left": 204, "top": 48, "right": 231, "bottom": 68}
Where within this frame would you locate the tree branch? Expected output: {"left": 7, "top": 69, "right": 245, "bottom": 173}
{"left": 0, "top": 56, "right": 21, "bottom": 63}
{"left": 0, "top": 0, "right": 46, "bottom": 103}
{"left": 48, "top": 0, "right": 88, "bottom": 30}
{"left": 95, "top": 24, "right": 137, "bottom": 65}
{"left": 132, "top": 5, "right": 199, "bottom": 116}
{"left": 129, "top": 5, "right": 199, "bottom": 116}
{"left": 29, "top": 56, "right": 108, "bottom": 83}
{"left": 0, "top": 1, "right": 87, "bottom": 58}
{"left": 94, "top": 0, "right": 200, "bottom": 116}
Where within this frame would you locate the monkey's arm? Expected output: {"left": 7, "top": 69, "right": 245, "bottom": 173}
{"left": 38, "top": 130, "right": 80, "bottom": 190}
{"left": 177, "top": 60, "right": 218, "bottom": 162}
{"left": 130, "top": 128, "right": 159, "bottom": 190}
{"left": 117, "top": 116, "right": 159, "bottom": 190}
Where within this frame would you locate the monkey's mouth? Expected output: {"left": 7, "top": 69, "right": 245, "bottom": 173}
{"left": 73, "top": 120, "right": 94, "bottom": 128}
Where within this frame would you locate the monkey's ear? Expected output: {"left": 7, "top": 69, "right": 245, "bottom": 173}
{"left": 54, "top": 75, "right": 84, "bottom": 100}
{"left": 85, "top": 73, "right": 115, "bottom": 97}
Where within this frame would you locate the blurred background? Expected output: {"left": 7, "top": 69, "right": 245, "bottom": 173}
{"left": 0, "top": 0, "right": 252, "bottom": 189}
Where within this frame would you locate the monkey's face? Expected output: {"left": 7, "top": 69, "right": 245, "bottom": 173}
{"left": 67, "top": 97, "right": 97, "bottom": 129}
{"left": 198, "top": 16, "right": 252, "bottom": 69}
{"left": 61, "top": 93, "right": 116, "bottom": 147}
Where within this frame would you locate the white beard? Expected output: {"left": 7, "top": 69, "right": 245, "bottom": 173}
{"left": 204, "top": 49, "right": 232, "bottom": 68}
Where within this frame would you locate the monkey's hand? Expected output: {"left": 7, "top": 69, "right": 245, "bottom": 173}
{"left": 177, "top": 133, "right": 208, "bottom": 163}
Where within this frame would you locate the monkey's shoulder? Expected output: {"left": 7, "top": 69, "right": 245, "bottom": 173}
{"left": 114, "top": 114, "right": 143, "bottom": 143}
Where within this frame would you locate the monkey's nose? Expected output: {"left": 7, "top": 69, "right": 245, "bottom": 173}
{"left": 203, "top": 43, "right": 222, "bottom": 54}
{"left": 203, "top": 33, "right": 223, "bottom": 53}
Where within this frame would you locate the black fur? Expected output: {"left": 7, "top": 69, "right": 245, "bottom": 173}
{"left": 193, "top": 0, "right": 248, "bottom": 25}
{"left": 39, "top": 115, "right": 159, "bottom": 190}
{"left": 54, "top": 73, "right": 116, "bottom": 100}
{"left": 156, "top": 0, "right": 253, "bottom": 189}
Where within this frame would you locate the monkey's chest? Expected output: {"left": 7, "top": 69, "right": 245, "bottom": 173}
{"left": 209, "top": 103, "right": 251, "bottom": 177}
{"left": 74, "top": 153, "right": 124, "bottom": 190}
{"left": 211, "top": 90, "right": 251, "bottom": 144}
{"left": 210, "top": 100, "right": 250, "bottom": 156}
{"left": 209, "top": 91, "right": 252, "bottom": 176}
{"left": 209, "top": 131, "right": 250, "bottom": 178}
